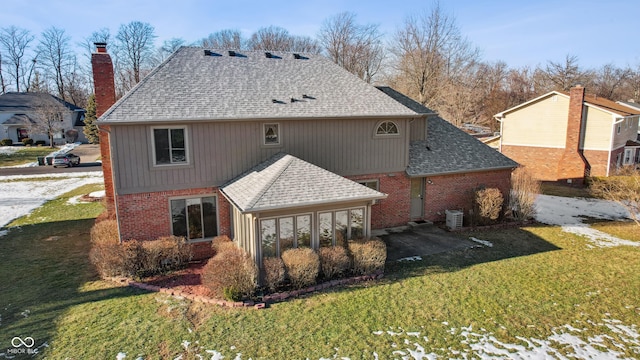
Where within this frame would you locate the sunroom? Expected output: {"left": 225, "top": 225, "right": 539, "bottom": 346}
{"left": 220, "top": 153, "right": 387, "bottom": 267}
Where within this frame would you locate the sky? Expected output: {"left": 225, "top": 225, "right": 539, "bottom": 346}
{"left": 1, "top": 0, "right": 638, "bottom": 70}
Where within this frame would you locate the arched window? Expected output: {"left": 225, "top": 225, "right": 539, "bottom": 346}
{"left": 376, "top": 121, "right": 399, "bottom": 135}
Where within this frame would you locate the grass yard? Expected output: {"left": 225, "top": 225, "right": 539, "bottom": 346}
{"left": 0, "top": 147, "right": 53, "bottom": 167}
{"left": 540, "top": 181, "right": 593, "bottom": 198}
{"left": 1, "top": 189, "right": 639, "bottom": 358}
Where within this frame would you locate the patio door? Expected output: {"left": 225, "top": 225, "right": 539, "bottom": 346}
{"left": 410, "top": 178, "right": 424, "bottom": 220}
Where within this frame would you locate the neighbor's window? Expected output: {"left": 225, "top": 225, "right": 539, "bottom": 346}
{"left": 264, "top": 123, "right": 280, "bottom": 145}
{"left": 358, "top": 179, "right": 379, "bottom": 191}
{"left": 171, "top": 196, "right": 217, "bottom": 241}
{"left": 376, "top": 121, "right": 399, "bottom": 135}
{"left": 153, "top": 127, "right": 187, "bottom": 165}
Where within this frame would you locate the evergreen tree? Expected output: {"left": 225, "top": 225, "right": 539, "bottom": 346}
{"left": 83, "top": 94, "right": 99, "bottom": 144}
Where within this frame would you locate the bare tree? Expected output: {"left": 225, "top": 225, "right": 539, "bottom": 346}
{"left": 536, "top": 54, "right": 593, "bottom": 92}
{"left": 154, "top": 37, "right": 186, "bottom": 64}
{"left": 248, "top": 26, "right": 293, "bottom": 51}
{"left": 38, "top": 27, "right": 74, "bottom": 101}
{"left": 289, "top": 35, "right": 322, "bottom": 54}
{"left": 318, "top": 12, "right": 384, "bottom": 83}
{"left": 0, "top": 26, "right": 36, "bottom": 92}
{"left": 201, "top": 29, "right": 245, "bottom": 49}
{"left": 80, "top": 28, "right": 112, "bottom": 93}
{"left": 590, "top": 167, "right": 640, "bottom": 226}
{"left": 592, "top": 64, "right": 632, "bottom": 100}
{"left": 115, "top": 21, "right": 156, "bottom": 85}
{"left": 0, "top": 52, "right": 5, "bottom": 93}
{"left": 389, "top": 2, "right": 480, "bottom": 109}
{"left": 29, "top": 96, "right": 67, "bottom": 148}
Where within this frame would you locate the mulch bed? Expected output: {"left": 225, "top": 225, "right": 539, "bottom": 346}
{"left": 143, "top": 261, "right": 214, "bottom": 298}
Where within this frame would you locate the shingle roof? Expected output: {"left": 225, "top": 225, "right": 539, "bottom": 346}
{"left": 220, "top": 153, "right": 386, "bottom": 212}
{"left": 0, "top": 92, "right": 83, "bottom": 113}
{"left": 376, "top": 87, "right": 518, "bottom": 176}
{"left": 99, "top": 47, "right": 419, "bottom": 124}
{"left": 3, "top": 114, "right": 36, "bottom": 125}
{"left": 558, "top": 91, "right": 640, "bottom": 117}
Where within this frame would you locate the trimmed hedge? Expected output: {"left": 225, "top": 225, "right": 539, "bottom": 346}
{"left": 202, "top": 245, "right": 258, "bottom": 301}
{"left": 281, "top": 248, "right": 320, "bottom": 289}
{"left": 262, "top": 257, "right": 286, "bottom": 292}
{"left": 318, "top": 246, "right": 350, "bottom": 280}
{"left": 349, "top": 239, "right": 386, "bottom": 275}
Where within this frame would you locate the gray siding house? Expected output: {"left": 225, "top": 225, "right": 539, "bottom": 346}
{"left": 0, "top": 92, "right": 87, "bottom": 144}
{"left": 92, "top": 45, "right": 516, "bottom": 262}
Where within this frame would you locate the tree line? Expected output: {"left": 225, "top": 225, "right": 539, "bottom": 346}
{"left": 2, "top": 3, "right": 639, "bottom": 130}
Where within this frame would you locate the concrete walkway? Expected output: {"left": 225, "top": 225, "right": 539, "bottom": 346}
{"left": 377, "top": 224, "right": 476, "bottom": 261}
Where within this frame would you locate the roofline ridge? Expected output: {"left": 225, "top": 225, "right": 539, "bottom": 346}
{"left": 245, "top": 153, "right": 295, "bottom": 209}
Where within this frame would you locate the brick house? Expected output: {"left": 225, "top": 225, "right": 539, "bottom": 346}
{"left": 495, "top": 86, "right": 640, "bottom": 183}
{"left": 92, "top": 44, "right": 516, "bottom": 263}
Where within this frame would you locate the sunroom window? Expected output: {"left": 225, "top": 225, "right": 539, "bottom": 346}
{"left": 261, "top": 214, "right": 312, "bottom": 258}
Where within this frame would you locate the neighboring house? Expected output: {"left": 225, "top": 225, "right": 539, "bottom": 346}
{"left": 495, "top": 86, "right": 640, "bottom": 183}
{"left": 617, "top": 100, "right": 640, "bottom": 141}
{"left": 0, "top": 92, "right": 87, "bottom": 144}
{"left": 91, "top": 44, "right": 516, "bottom": 263}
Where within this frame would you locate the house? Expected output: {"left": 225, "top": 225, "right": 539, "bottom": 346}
{"left": 494, "top": 86, "right": 640, "bottom": 183}
{"left": 0, "top": 92, "right": 87, "bottom": 144}
{"left": 617, "top": 100, "right": 640, "bottom": 141}
{"left": 91, "top": 43, "right": 516, "bottom": 263}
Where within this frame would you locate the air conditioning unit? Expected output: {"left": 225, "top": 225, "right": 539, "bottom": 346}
{"left": 445, "top": 210, "right": 463, "bottom": 230}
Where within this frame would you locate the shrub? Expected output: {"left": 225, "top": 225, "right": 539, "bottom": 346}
{"left": 89, "top": 220, "right": 192, "bottom": 278}
{"left": 281, "top": 248, "right": 319, "bottom": 289}
{"left": 202, "top": 246, "right": 258, "bottom": 301}
{"left": 0, "top": 138, "right": 12, "bottom": 146}
{"left": 65, "top": 129, "right": 79, "bottom": 143}
{"left": 211, "top": 235, "right": 237, "bottom": 255}
{"left": 509, "top": 167, "right": 540, "bottom": 221}
{"left": 590, "top": 167, "right": 640, "bottom": 226}
{"left": 137, "top": 236, "right": 192, "bottom": 277}
{"left": 262, "top": 257, "right": 286, "bottom": 292}
{"left": 318, "top": 246, "right": 350, "bottom": 280}
{"left": 21, "top": 138, "right": 33, "bottom": 146}
{"left": 34, "top": 140, "right": 46, "bottom": 146}
{"left": 349, "top": 239, "right": 386, "bottom": 275}
{"left": 474, "top": 187, "right": 504, "bottom": 225}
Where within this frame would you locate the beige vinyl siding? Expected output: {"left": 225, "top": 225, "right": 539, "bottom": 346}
{"left": 112, "top": 118, "right": 408, "bottom": 194}
{"left": 582, "top": 107, "right": 614, "bottom": 150}
{"left": 501, "top": 95, "right": 569, "bottom": 148}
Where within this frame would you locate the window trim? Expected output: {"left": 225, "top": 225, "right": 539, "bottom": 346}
{"left": 263, "top": 122, "right": 281, "bottom": 146}
{"left": 374, "top": 120, "right": 400, "bottom": 137}
{"left": 168, "top": 194, "right": 219, "bottom": 243}
{"left": 151, "top": 125, "right": 190, "bottom": 167}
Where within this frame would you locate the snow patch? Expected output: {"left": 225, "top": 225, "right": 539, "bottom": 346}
{"left": 116, "top": 352, "right": 126, "bottom": 360}
{"left": 469, "top": 237, "right": 493, "bottom": 247}
{"left": 535, "top": 194, "right": 639, "bottom": 248}
{"left": 397, "top": 256, "right": 422, "bottom": 262}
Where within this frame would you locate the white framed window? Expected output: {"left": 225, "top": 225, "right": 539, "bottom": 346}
{"left": 375, "top": 121, "right": 399, "bottom": 136}
{"left": 617, "top": 124, "right": 621, "bottom": 134}
{"left": 260, "top": 213, "right": 312, "bottom": 258}
{"left": 623, "top": 149, "right": 634, "bottom": 165}
{"left": 263, "top": 123, "right": 280, "bottom": 145}
{"left": 357, "top": 179, "right": 379, "bottom": 191}
{"left": 152, "top": 126, "right": 188, "bottom": 166}
{"left": 170, "top": 195, "right": 218, "bottom": 241}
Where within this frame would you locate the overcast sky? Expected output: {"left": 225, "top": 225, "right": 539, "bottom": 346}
{"left": 2, "top": 0, "right": 638, "bottom": 69}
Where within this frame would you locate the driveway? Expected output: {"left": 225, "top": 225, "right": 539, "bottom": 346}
{"left": 379, "top": 224, "right": 475, "bottom": 261}
{"left": 0, "top": 144, "right": 103, "bottom": 176}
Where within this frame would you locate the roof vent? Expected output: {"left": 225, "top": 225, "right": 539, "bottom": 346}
{"left": 265, "top": 52, "right": 273, "bottom": 58}
{"left": 204, "top": 50, "right": 221, "bottom": 57}
{"left": 293, "top": 53, "right": 301, "bottom": 59}
{"left": 302, "top": 94, "right": 315, "bottom": 100}
{"left": 228, "top": 50, "right": 236, "bottom": 57}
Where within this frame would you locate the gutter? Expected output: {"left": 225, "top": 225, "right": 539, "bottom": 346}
{"left": 221, "top": 193, "right": 388, "bottom": 215}
{"left": 407, "top": 164, "right": 517, "bottom": 178}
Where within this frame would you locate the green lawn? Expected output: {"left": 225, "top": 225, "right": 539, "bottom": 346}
{"left": 0, "top": 147, "right": 53, "bottom": 167}
{"left": 1, "top": 188, "right": 639, "bottom": 359}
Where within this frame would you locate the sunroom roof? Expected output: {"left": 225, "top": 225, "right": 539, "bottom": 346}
{"left": 220, "top": 153, "right": 387, "bottom": 213}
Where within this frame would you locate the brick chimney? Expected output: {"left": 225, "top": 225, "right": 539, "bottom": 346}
{"left": 91, "top": 42, "right": 116, "bottom": 217}
{"left": 557, "top": 85, "right": 590, "bottom": 184}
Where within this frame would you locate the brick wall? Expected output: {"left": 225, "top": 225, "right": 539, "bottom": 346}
{"left": 116, "top": 187, "right": 232, "bottom": 241}
{"left": 347, "top": 172, "right": 411, "bottom": 229}
{"left": 422, "top": 169, "right": 512, "bottom": 223}
{"left": 502, "top": 144, "right": 611, "bottom": 180}
{"left": 558, "top": 85, "right": 588, "bottom": 183}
